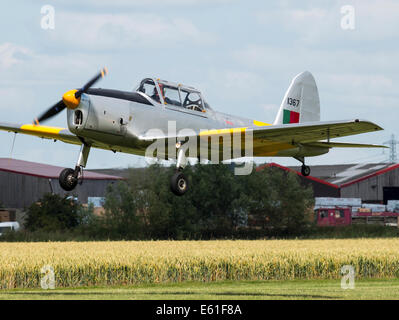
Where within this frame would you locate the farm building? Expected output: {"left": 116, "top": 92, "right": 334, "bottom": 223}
{"left": 339, "top": 164, "right": 399, "bottom": 202}
{"left": 0, "top": 158, "right": 124, "bottom": 208}
{"left": 289, "top": 162, "right": 399, "bottom": 203}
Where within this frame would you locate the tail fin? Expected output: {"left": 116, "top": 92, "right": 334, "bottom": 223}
{"left": 273, "top": 71, "right": 320, "bottom": 125}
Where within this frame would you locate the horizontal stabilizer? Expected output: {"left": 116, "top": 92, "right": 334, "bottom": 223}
{"left": 305, "top": 141, "right": 388, "bottom": 148}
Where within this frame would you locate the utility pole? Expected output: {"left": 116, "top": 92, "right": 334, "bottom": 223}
{"left": 383, "top": 134, "right": 399, "bottom": 163}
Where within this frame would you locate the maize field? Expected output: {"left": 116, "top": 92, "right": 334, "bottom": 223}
{"left": 1, "top": 239, "right": 399, "bottom": 289}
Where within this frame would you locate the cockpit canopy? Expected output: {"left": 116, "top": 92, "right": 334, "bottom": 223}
{"left": 136, "top": 78, "right": 211, "bottom": 112}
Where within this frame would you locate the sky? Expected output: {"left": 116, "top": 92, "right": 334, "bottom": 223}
{"left": 0, "top": 0, "right": 398, "bottom": 169}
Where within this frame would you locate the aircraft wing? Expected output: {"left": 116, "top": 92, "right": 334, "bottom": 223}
{"left": 248, "top": 120, "right": 383, "bottom": 143}
{"left": 196, "top": 119, "right": 385, "bottom": 156}
{"left": 0, "top": 122, "right": 82, "bottom": 146}
{"left": 0, "top": 122, "right": 145, "bottom": 156}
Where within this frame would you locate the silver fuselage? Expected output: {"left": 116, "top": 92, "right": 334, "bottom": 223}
{"left": 67, "top": 88, "right": 328, "bottom": 159}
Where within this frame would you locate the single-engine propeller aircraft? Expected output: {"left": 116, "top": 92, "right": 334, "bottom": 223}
{"left": 0, "top": 69, "right": 386, "bottom": 195}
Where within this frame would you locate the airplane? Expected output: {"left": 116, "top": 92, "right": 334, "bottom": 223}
{"left": 0, "top": 68, "right": 386, "bottom": 196}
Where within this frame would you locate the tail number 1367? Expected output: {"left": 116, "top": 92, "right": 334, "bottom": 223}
{"left": 287, "top": 97, "right": 300, "bottom": 107}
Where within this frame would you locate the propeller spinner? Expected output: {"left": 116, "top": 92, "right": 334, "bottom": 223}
{"left": 34, "top": 67, "right": 108, "bottom": 124}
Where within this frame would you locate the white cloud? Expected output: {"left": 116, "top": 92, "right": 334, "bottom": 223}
{"left": 255, "top": 5, "right": 336, "bottom": 45}
{"left": 256, "top": 0, "right": 399, "bottom": 45}
{"left": 222, "top": 71, "right": 268, "bottom": 92}
{"left": 43, "top": 12, "right": 216, "bottom": 51}
{"left": 354, "top": 0, "right": 399, "bottom": 38}
{"left": 65, "top": 0, "right": 236, "bottom": 7}
{"left": 232, "top": 45, "right": 399, "bottom": 76}
{"left": 0, "top": 43, "right": 32, "bottom": 69}
{"left": 0, "top": 42, "right": 105, "bottom": 86}
{"left": 0, "top": 87, "right": 36, "bottom": 112}
{"left": 260, "top": 103, "right": 279, "bottom": 112}
{"left": 196, "top": 69, "right": 271, "bottom": 116}
{"left": 290, "top": 8, "right": 327, "bottom": 21}
{"left": 323, "top": 73, "right": 393, "bottom": 94}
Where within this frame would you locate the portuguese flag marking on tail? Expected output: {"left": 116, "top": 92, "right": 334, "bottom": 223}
{"left": 283, "top": 109, "right": 300, "bottom": 124}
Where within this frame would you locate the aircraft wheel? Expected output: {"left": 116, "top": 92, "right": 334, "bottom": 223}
{"left": 170, "top": 171, "right": 188, "bottom": 196}
{"left": 301, "top": 165, "right": 311, "bottom": 176}
{"left": 59, "top": 168, "right": 78, "bottom": 191}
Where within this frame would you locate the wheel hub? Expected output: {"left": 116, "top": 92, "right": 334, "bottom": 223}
{"left": 66, "top": 174, "right": 76, "bottom": 186}
{"left": 178, "top": 178, "right": 186, "bottom": 190}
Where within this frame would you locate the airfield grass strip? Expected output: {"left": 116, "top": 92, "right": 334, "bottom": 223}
{"left": 1, "top": 239, "right": 399, "bottom": 289}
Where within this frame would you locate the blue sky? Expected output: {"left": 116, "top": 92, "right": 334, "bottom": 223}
{"left": 0, "top": 0, "right": 398, "bottom": 169}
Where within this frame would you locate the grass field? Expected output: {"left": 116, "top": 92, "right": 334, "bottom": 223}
{"left": 1, "top": 279, "right": 399, "bottom": 300}
{"left": 1, "top": 239, "right": 399, "bottom": 291}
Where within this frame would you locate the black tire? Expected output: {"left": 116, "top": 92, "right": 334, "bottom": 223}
{"left": 170, "top": 171, "right": 189, "bottom": 196}
{"left": 59, "top": 168, "right": 78, "bottom": 191}
{"left": 301, "top": 165, "right": 311, "bottom": 176}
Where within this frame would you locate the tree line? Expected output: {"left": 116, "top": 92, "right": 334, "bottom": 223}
{"left": 4, "top": 164, "right": 316, "bottom": 240}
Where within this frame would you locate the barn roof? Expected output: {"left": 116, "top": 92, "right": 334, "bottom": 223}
{"left": 0, "top": 158, "right": 124, "bottom": 180}
{"left": 339, "top": 163, "right": 399, "bottom": 187}
{"left": 288, "top": 162, "right": 397, "bottom": 187}
{"left": 256, "top": 162, "right": 339, "bottom": 189}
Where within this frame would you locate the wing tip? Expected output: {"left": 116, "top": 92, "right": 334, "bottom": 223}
{"left": 354, "top": 119, "right": 384, "bottom": 131}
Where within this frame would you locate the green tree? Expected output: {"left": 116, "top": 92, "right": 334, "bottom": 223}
{"left": 100, "top": 181, "right": 145, "bottom": 239}
{"left": 25, "top": 194, "right": 80, "bottom": 232}
{"left": 245, "top": 167, "right": 314, "bottom": 235}
{"left": 135, "top": 165, "right": 199, "bottom": 239}
{"left": 101, "top": 163, "right": 314, "bottom": 240}
{"left": 188, "top": 163, "right": 248, "bottom": 236}
{"left": 130, "top": 164, "right": 249, "bottom": 238}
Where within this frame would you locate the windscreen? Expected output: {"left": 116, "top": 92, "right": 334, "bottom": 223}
{"left": 180, "top": 90, "right": 204, "bottom": 112}
{"left": 163, "top": 86, "right": 182, "bottom": 107}
{"left": 137, "top": 79, "right": 159, "bottom": 102}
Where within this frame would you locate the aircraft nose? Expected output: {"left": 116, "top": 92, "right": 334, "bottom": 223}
{"left": 62, "top": 89, "right": 80, "bottom": 109}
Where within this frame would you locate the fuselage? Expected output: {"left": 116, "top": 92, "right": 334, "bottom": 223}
{"left": 67, "top": 88, "right": 258, "bottom": 154}
{"left": 67, "top": 87, "right": 328, "bottom": 160}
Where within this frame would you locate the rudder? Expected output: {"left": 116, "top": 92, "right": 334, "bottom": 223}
{"left": 273, "top": 71, "right": 320, "bottom": 125}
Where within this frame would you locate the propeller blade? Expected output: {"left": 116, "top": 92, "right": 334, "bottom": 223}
{"left": 35, "top": 100, "right": 66, "bottom": 124}
{"left": 75, "top": 67, "right": 108, "bottom": 98}
{"left": 33, "top": 67, "right": 108, "bottom": 124}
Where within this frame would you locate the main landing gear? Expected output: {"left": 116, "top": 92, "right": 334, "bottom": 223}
{"left": 170, "top": 171, "right": 189, "bottom": 196}
{"left": 301, "top": 165, "right": 311, "bottom": 176}
{"left": 170, "top": 142, "right": 189, "bottom": 196}
{"left": 295, "top": 156, "right": 311, "bottom": 177}
{"left": 59, "top": 143, "right": 91, "bottom": 191}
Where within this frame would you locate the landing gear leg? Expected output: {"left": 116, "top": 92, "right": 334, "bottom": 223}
{"left": 170, "top": 143, "right": 189, "bottom": 196}
{"left": 59, "top": 143, "right": 91, "bottom": 191}
{"left": 294, "top": 156, "right": 311, "bottom": 177}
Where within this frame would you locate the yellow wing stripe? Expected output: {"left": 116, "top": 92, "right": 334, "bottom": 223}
{"left": 253, "top": 120, "right": 271, "bottom": 127}
{"left": 198, "top": 121, "right": 270, "bottom": 137}
{"left": 199, "top": 127, "right": 247, "bottom": 136}
{"left": 20, "top": 124, "right": 64, "bottom": 135}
